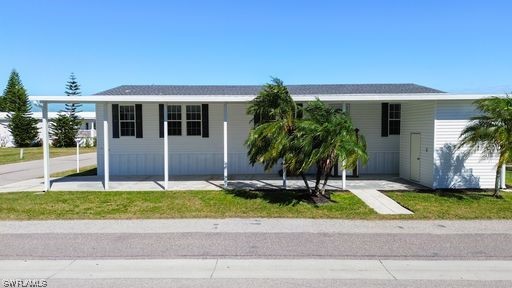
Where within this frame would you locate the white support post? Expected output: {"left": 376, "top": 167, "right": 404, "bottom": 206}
{"left": 501, "top": 164, "right": 507, "bottom": 189}
{"left": 103, "top": 103, "right": 110, "bottom": 190}
{"left": 42, "top": 102, "right": 50, "bottom": 192}
{"left": 76, "top": 140, "right": 80, "bottom": 173}
{"left": 164, "top": 104, "right": 169, "bottom": 190}
{"left": 341, "top": 103, "right": 347, "bottom": 190}
{"left": 223, "top": 103, "right": 228, "bottom": 188}
{"left": 282, "top": 159, "right": 287, "bottom": 189}
{"left": 91, "top": 121, "right": 95, "bottom": 137}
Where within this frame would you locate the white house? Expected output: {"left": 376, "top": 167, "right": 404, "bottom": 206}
{"left": 30, "top": 83, "right": 507, "bottom": 191}
{"left": 0, "top": 111, "right": 96, "bottom": 147}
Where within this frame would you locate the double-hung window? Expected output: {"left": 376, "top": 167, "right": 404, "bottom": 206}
{"left": 119, "top": 105, "right": 135, "bottom": 136}
{"left": 186, "top": 105, "right": 202, "bottom": 136}
{"left": 167, "top": 105, "right": 182, "bottom": 136}
{"left": 389, "top": 103, "right": 401, "bottom": 135}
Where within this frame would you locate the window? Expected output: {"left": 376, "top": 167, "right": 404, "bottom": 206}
{"left": 167, "top": 105, "right": 182, "bottom": 136}
{"left": 389, "top": 103, "right": 401, "bottom": 135}
{"left": 119, "top": 105, "right": 135, "bottom": 136}
{"left": 186, "top": 105, "right": 202, "bottom": 136}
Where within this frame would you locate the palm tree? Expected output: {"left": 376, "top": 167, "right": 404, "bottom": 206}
{"left": 246, "top": 78, "right": 315, "bottom": 191}
{"left": 294, "top": 100, "right": 368, "bottom": 196}
{"left": 457, "top": 96, "right": 512, "bottom": 197}
{"left": 246, "top": 79, "right": 368, "bottom": 197}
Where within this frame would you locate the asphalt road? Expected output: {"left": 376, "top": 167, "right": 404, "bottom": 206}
{"left": 2, "top": 220, "right": 512, "bottom": 287}
{"left": 0, "top": 152, "right": 96, "bottom": 186}
{"left": 1, "top": 232, "right": 511, "bottom": 260}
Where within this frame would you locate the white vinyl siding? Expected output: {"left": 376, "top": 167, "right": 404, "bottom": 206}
{"left": 98, "top": 102, "right": 404, "bottom": 176}
{"left": 97, "top": 103, "right": 276, "bottom": 176}
{"left": 350, "top": 102, "right": 400, "bottom": 174}
{"left": 399, "top": 101, "right": 435, "bottom": 188}
{"left": 97, "top": 100, "right": 498, "bottom": 186}
{"left": 433, "top": 100, "right": 498, "bottom": 189}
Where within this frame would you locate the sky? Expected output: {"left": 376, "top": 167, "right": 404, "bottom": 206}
{"left": 0, "top": 0, "right": 511, "bottom": 111}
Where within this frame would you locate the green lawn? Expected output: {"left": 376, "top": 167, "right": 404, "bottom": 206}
{"left": 507, "top": 169, "right": 512, "bottom": 187}
{"left": 0, "top": 189, "right": 511, "bottom": 220}
{"left": 0, "top": 147, "right": 96, "bottom": 165}
{"left": 0, "top": 190, "right": 375, "bottom": 220}
{"left": 387, "top": 190, "right": 512, "bottom": 219}
{"left": 50, "top": 165, "right": 97, "bottom": 178}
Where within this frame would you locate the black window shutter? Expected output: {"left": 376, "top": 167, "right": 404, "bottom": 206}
{"left": 201, "top": 104, "right": 209, "bottom": 138}
{"left": 112, "top": 104, "right": 119, "bottom": 138}
{"left": 381, "top": 103, "right": 389, "bottom": 137}
{"left": 135, "top": 104, "right": 143, "bottom": 138}
{"left": 159, "top": 104, "right": 164, "bottom": 138}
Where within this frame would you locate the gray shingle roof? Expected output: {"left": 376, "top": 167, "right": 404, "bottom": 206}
{"left": 95, "top": 83, "right": 444, "bottom": 96}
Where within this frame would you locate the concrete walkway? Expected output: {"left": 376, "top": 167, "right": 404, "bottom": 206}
{"left": 351, "top": 188, "right": 413, "bottom": 215}
{"left": 2, "top": 259, "right": 512, "bottom": 280}
{"left": 0, "top": 174, "right": 422, "bottom": 193}
{"left": 0, "top": 152, "right": 96, "bottom": 186}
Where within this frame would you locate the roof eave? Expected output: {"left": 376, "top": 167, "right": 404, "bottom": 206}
{"left": 29, "top": 93, "right": 504, "bottom": 103}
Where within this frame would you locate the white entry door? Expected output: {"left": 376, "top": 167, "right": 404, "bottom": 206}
{"left": 410, "top": 133, "right": 421, "bottom": 182}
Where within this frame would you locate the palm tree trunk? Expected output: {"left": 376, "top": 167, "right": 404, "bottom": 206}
{"left": 314, "top": 167, "right": 322, "bottom": 195}
{"left": 320, "top": 172, "right": 330, "bottom": 196}
{"left": 494, "top": 166, "right": 501, "bottom": 197}
{"left": 300, "top": 173, "right": 313, "bottom": 195}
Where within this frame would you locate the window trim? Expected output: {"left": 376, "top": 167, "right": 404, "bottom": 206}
{"left": 388, "top": 103, "right": 401, "bottom": 135}
{"left": 119, "top": 104, "right": 136, "bottom": 137}
{"left": 185, "top": 104, "right": 202, "bottom": 136}
{"left": 167, "top": 105, "right": 182, "bottom": 136}
{"left": 162, "top": 104, "right": 208, "bottom": 137}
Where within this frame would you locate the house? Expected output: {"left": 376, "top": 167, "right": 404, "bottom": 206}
{"left": 0, "top": 111, "right": 96, "bottom": 147}
{"left": 30, "top": 83, "right": 507, "bottom": 191}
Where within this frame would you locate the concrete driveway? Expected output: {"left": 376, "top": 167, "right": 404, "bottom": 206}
{"left": 0, "top": 153, "right": 96, "bottom": 186}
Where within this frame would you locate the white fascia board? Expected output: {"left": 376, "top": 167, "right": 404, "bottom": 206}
{"left": 0, "top": 111, "right": 96, "bottom": 120}
{"left": 29, "top": 95, "right": 255, "bottom": 103}
{"left": 30, "top": 93, "right": 504, "bottom": 103}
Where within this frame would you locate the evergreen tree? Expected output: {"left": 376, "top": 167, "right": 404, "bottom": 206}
{"left": 64, "top": 72, "right": 82, "bottom": 118}
{"left": 50, "top": 73, "right": 83, "bottom": 147}
{"left": 0, "top": 94, "right": 6, "bottom": 111}
{"left": 3, "top": 70, "right": 39, "bottom": 147}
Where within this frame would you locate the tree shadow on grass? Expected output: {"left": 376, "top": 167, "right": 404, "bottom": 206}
{"left": 410, "top": 189, "right": 502, "bottom": 201}
{"left": 225, "top": 189, "right": 337, "bottom": 207}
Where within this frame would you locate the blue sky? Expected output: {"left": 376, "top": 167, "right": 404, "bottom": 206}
{"left": 0, "top": 0, "right": 511, "bottom": 111}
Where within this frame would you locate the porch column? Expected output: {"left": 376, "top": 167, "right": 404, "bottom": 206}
{"left": 91, "top": 121, "right": 95, "bottom": 137}
{"left": 341, "top": 103, "right": 347, "bottom": 190}
{"left": 42, "top": 101, "right": 50, "bottom": 191}
{"left": 103, "top": 103, "right": 110, "bottom": 190}
{"left": 501, "top": 164, "right": 507, "bottom": 189}
{"left": 223, "top": 103, "right": 228, "bottom": 188}
{"left": 282, "top": 159, "right": 287, "bottom": 189}
{"left": 163, "top": 104, "right": 169, "bottom": 190}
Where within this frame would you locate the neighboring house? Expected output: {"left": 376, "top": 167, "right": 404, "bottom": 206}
{"left": 0, "top": 112, "right": 96, "bottom": 147}
{"left": 31, "top": 83, "right": 506, "bottom": 191}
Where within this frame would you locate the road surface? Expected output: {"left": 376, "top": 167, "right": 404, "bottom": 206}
{"left": 1, "top": 219, "right": 511, "bottom": 287}
{"left": 0, "top": 152, "right": 96, "bottom": 186}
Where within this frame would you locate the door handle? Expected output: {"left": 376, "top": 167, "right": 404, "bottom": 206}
{"left": 417, "top": 158, "right": 420, "bottom": 160}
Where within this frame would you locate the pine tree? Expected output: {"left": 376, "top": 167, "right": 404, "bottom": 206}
{"left": 64, "top": 72, "right": 82, "bottom": 119}
{"left": 50, "top": 73, "right": 83, "bottom": 147}
{"left": 0, "top": 94, "right": 6, "bottom": 111}
{"left": 3, "top": 70, "right": 39, "bottom": 147}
